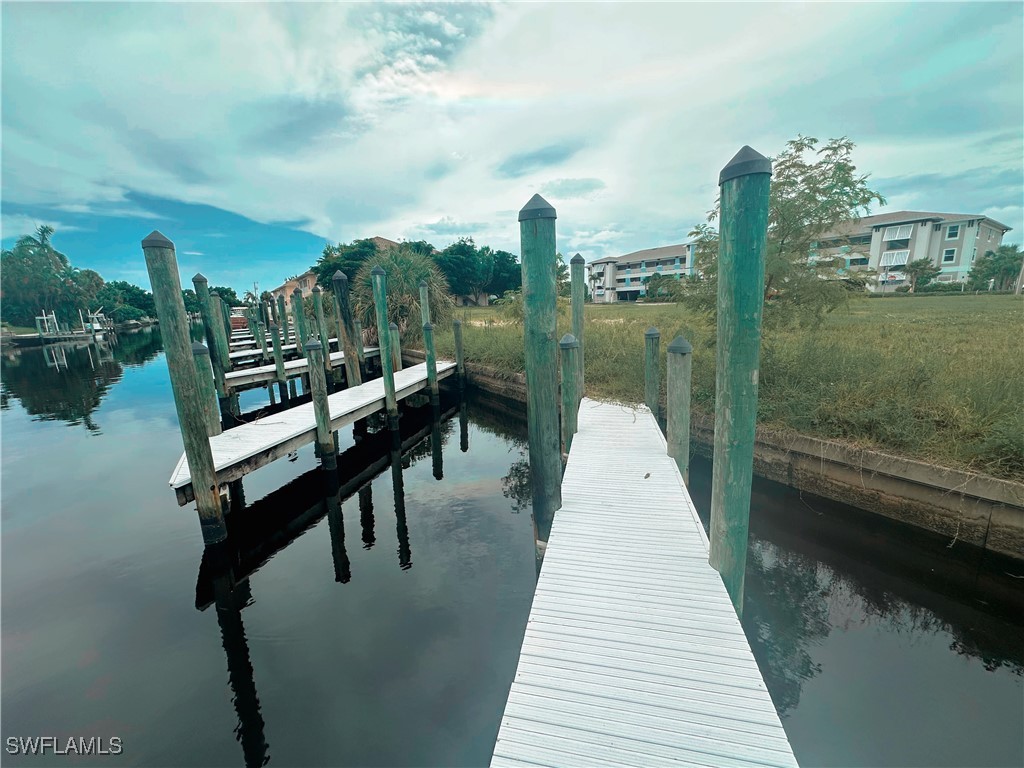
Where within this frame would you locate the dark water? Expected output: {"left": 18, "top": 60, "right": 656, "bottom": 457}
{"left": 2, "top": 333, "right": 1022, "bottom": 767}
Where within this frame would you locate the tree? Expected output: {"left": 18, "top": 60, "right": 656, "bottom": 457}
{"left": 181, "top": 289, "right": 203, "bottom": 314}
{"left": 433, "top": 238, "right": 494, "bottom": 301}
{"left": 1, "top": 226, "right": 75, "bottom": 326}
{"left": 210, "top": 286, "right": 242, "bottom": 307}
{"left": 350, "top": 245, "right": 454, "bottom": 342}
{"left": 487, "top": 249, "right": 522, "bottom": 296}
{"left": 643, "top": 273, "right": 681, "bottom": 301}
{"left": 903, "top": 258, "right": 941, "bottom": 293}
{"left": 968, "top": 245, "right": 1022, "bottom": 291}
{"left": 684, "top": 135, "right": 885, "bottom": 327}
{"left": 312, "top": 238, "right": 384, "bottom": 287}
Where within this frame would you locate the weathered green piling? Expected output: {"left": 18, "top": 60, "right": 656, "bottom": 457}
{"left": 257, "top": 321, "right": 269, "bottom": 363}
{"left": 453, "top": 319, "right": 466, "bottom": 391}
{"left": 312, "top": 286, "right": 333, "bottom": 379}
{"left": 644, "top": 327, "right": 661, "bottom": 419}
{"left": 389, "top": 323, "right": 402, "bottom": 372}
{"left": 667, "top": 335, "right": 693, "bottom": 485}
{"left": 419, "top": 279, "right": 431, "bottom": 327}
{"left": 371, "top": 267, "right": 398, "bottom": 430}
{"left": 291, "top": 289, "right": 308, "bottom": 355}
{"left": 519, "top": 193, "right": 562, "bottom": 517}
{"left": 332, "top": 270, "right": 361, "bottom": 388}
{"left": 276, "top": 295, "right": 289, "bottom": 344}
{"left": 709, "top": 145, "right": 772, "bottom": 616}
{"left": 208, "top": 292, "right": 233, "bottom": 374}
{"left": 306, "top": 339, "right": 337, "bottom": 472}
{"left": 219, "top": 296, "right": 232, "bottom": 346}
{"left": 423, "top": 322, "right": 439, "bottom": 400}
{"left": 559, "top": 333, "right": 580, "bottom": 457}
{"left": 570, "top": 253, "right": 585, "bottom": 397}
{"left": 269, "top": 324, "right": 288, "bottom": 403}
{"left": 192, "top": 341, "right": 222, "bottom": 437}
{"left": 353, "top": 319, "right": 366, "bottom": 378}
{"left": 193, "top": 275, "right": 232, "bottom": 425}
{"left": 142, "top": 232, "right": 224, "bottom": 543}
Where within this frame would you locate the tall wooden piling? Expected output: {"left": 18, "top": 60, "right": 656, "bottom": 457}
{"left": 192, "top": 341, "right": 222, "bottom": 437}
{"left": 709, "top": 145, "right": 772, "bottom": 616}
{"left": 276, "top": 295, "right": 289, "bottom": 344}
{"left": 306, "top": 339, "right": 337, "bottom": 472}
{"left": 311, "top": 286, "right": 333, "bottom": 379}
{"left": 257, "top": 321, "right": 269, "bottom": 363}
{"left": 519, "top": 193, "right": 562, "bottom": 518}
{"left": 453, "top": 319, "right": 466, "bottom": 391}
{"left": 419, "top": 279, "right": 431, "bottom": 327}
{"left": 559, "top": 333, "right": 580, "bottom": 456}
{"left": 291, "top": 289, "right": 308, "bottom": 355}
{"left": 192, "top": 273, "right": 230, "bottom": 421}
{"left": 667, "top": 335, "right": 693, "bottom": 485}
{"left": 644, "top": 327, "right": 661, "bottom": 419}
{"left": 208, "top": 292, "right": 233, "bottom": 373}
{"left": 570, "top": 253, "right": 585, "bottom": 396}
{"left": 423, "top": 322, "right": 439, "bottom": 400}
{"left": 331, "top": 270, "right": 362, "bottom": 387}
{"left": 387, "top": 323, "right": 401, "bottom": 372}
{"left": 142, "top": 231, "right": 225, "bottom": 543}
{"left": 353, "top": 320, "right": 367, "bottom": 379}
{"left": 371, "top": 267, "right": 399, "bottom": 430}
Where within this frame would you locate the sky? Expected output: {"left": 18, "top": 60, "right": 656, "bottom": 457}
{"left": 2, "top": 2, "right": 1022, "bottom": 295}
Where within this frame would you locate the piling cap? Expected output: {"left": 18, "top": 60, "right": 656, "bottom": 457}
{"left": 423, "top": 322, "right": 434, "bottom": 332}
{"left": 269, "top": 324, "right": 279, "bottom": 331}
{"left": 453, "top": 318, "right": 462, "bottom": 327}
{"left": 141, "top": 230, "right": 174, "bottom": 249}
{"left": 667, "top": 335, "right": 693, "bottom": 355}
{"left": 389, "top": 322, "right": 398, "bottom": 330}
{"left": 371, "top": 266, "right": 386, "bottom": 276}
{"left": 559, "top": 333, "right": 579, "bottom": 349}
{"left": 418, "top": 278, "right": 428, "bottom": 288}
{"left": 333, "top": 270, "right": 347, "bottom": 283}
{"left": 209, "top": 290, "right": 220, "bottom": 298}
{"left": 191, "top": 341, "right": 209, "bottom": 356}
{"left": 645, "top": 326, "right": 661, "bottom": 338}
{"left": 192, "top": 272, "right": 208, "bottom": 284}
{"left": 305, "top": 339, "right": 323, "bottom": 352}
{"left": 518, "top": 193, "right": 556, "bottom": 222}
{"left": 719, "top": 145, "right": 772, "bottom": 185}
{"left": 292, "top": 287, "right": 302, "bottom": 296}
{"left": 311, "top": 285, "right": 321, "bottom": 294}
{"left": 570, "top": 253, "right": 584, "bottom": 265}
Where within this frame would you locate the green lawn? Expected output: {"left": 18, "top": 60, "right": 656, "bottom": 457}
{"left": 435, "top": 295, "right": 1024, "bottom": 480}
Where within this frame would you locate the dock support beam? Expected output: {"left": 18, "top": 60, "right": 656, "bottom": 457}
{"left": 143, "top": 231, "right": 225, "bottom": 543}
{"left": 570, "top": 253, "right": 585, "bottom": 398}
{"left": 519, "top": 193, "right": 562, "bottom": 519}
{"left": 559, "top": 334, "right": 580, "bottom": 457}
{"left": 306, "top": 339, "right": 337, "bottom": 472}
{"left": 371, "top": 267, "right": 399, "bottom": 431}
{"left": 667, "top": 335, "right": 693, "bottom": 485}
{"left": 192, "top": 342, "right": 222, "bottom": 437}
{"left": 644, "top": 326, "right": 660, "bottom": 420}
{"left": 454, "top": 319, "right": 466, "bottom": 391}
{"left": 709, "top": 145, "right": 772, "bottom": 616}
{"left": 332, "top": 270, "right": 362, "bottom": 388}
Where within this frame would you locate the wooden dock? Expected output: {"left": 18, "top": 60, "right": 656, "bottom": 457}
{"left": 224, "top": 347, "right": 379, "bottom": 390}
{"left": 491, "top": 398, "right": 797, "bottom": 768}
{"left": 228, "top": 336, "right": 340, "bottom": 362}
{"left": 170, "top": 360, "right": 455, "bottom": 504}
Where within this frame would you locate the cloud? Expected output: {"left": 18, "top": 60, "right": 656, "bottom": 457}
{"left": 496, "top": 142, "right": 587, "bottom": 179}
{"left": 1, "top": 213, "right": 82, "bottom": 242}
{"left": 182, "top": 251, "right": 204, "bottom": 256}
{"left": 418, "top": 216, "right": 487, "bottom": 237}
{"left": 540, "top": 178, "right": 606, "bottom": 200}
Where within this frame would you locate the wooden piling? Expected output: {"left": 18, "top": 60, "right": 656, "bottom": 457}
{"left": 667, "top": 335, "right": 693, "bottom": 485}
{"left": 709, "top": 145, "right": 772, "bottom": 615}
{"left": 331, "top": 270, "right": 362, "bottom": 388}
{"left": 142, "top": 231, "right": 225, "bottom": 543}
{"left": 269, "top": 324, "right": 288, "bottom": 403}
{"left": 371, "top": 267, "right": 399, "bottom": 430}
{"left": 353, "top": 319, "right": 366, "bottom": 378}
{"left": 423, "top": 322, "right": 439, "bottom": 400}
{"left": 276, "top": 295, "right": 289, "bottom": 344}
{"left": 419, "top": 279, "right": 431, "bottom": 327}
{"left": 256, "top": 321, "right": 269, "bottom": 363}
{"left": 559, "top": 333, "right": 580, "bottom": 456}
{"left": 193, "top": 275, "right": 232, "bottom": 425}
{"left": 208, "top": 292, "right": 233, "bottom": 374}
{"left": 192, "top": 341, "right": 222, "bottom": 437}
{"left": 291, "top": 289, "right": 308, "bottom": 355}
{"left": 453, "top": 319, "right": 466, "bottom": 390}
{"left": 389, "top": 323, "right": 402, "bottom": 372}
{"left": 570, "top": 253, "right": 585, "bottom": 397}
{"left": 311, "top": 286, "right": 333, "bottom": 378}
{"left": 306, "top": 339, "right": 337, "bottom": 471}
{"left": 644, "top": 326, "right": 661, "bottom": 420}
{"left": 519, "top": 193, "right": 562, "bottom": 518}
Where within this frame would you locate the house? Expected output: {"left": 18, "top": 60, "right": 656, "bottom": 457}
{"left": 269, "top": 269, "right": 318, "bottom": 304}
{"left": 815, "top": 211, "right": 1011, "bottom": 291}
{"left": 587, "top": 243, "right": 695, "bottom": 303}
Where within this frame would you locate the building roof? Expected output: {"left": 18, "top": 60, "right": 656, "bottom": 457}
{"left": 822, "top": 210, "right": 1012, "bottom": 239}
{"left": 590, "top": 243, "right": 692, "bottom": 266}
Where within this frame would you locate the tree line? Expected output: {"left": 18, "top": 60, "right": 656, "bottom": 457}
{"left": 1, "top": 227, "right": 240, "bottom": 329}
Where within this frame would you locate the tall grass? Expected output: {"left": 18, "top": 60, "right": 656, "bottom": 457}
{"left": 434, "top": 296, "right": 1024, "bottom": 480}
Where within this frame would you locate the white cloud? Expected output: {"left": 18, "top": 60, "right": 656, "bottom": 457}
{"left": 2, "top": 2, "right": 1021, "bottom": 263}
{"left": 1, "top": 213, "right": 82, "bottom": 243}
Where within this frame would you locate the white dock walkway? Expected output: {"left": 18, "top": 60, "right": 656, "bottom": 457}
{"left": 170, "top": 361, "right": 455, "bottom": 504}
{"left": 491, "top": 399, "right": 797, "bottom": 768}
{"left": 223, "top": 347, "right": 379, "bottom": 390}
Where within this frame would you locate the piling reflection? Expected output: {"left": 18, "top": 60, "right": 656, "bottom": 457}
{"left": 391, "top": 431, "right": 412, "bottom": 570}
{"left": 431, "top": 403, "right": 444, "bottom": 480}
{"left": 459, "top": 399, "right": 469, "bottom": 453}
{"left": 325, "top": 481, "right": 351, "bottom": 584}
{"left": 359, "top": 486, "right": 375, "bottom": 549}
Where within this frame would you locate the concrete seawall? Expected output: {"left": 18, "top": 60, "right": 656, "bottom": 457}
{"left": 408, "top": 349, "right": 1024, "bottom": 561}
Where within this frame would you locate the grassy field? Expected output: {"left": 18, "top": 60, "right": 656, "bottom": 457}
{"left": 433, "top": 295, "right": 1024, "bottom": 481}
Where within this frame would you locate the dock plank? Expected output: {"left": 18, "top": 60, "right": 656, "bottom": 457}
{"left": 492, "top": 398, "right": 796, "bottom": 767}
{"left": 223, "top": 347, "right": 379, "bottom": 390}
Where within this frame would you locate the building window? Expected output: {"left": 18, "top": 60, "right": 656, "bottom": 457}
{"left": 946, "top": 225, "right": 960, "bottom": 239}
{"left": 943, "top": 248, "right": 956, "bottom": 263}
{"left": 880, "top": 250, "right": 910, "bottom": 267}
{"left": 883, "top": 225, "right": 914, "bottom": 240}
{"left": 848, "top": 257, "right": 869, "bottom": 266}
{"left": 937, "top": 274, "right": 955, "bottom": 282}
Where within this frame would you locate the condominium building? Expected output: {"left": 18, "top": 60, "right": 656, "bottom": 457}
{"left": 816, "top": 211, "right": 1011, "bottom": 290}
{"left": 588, "top": 243, "right": 695, "bottom": 303}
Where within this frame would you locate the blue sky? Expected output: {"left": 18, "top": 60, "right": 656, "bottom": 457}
{"left": 2, "top": 2, "right": 1021, "bottom": 295}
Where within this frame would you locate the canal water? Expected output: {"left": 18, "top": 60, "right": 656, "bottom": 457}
{"left": 2, "top": 333, "right": 1021, "bottom": 767}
